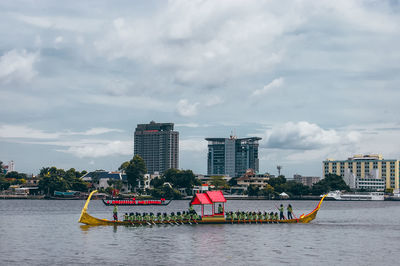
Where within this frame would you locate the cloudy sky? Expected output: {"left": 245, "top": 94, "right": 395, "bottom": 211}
{"left": 1, "top": 0, "right": 400, "bottom": 177}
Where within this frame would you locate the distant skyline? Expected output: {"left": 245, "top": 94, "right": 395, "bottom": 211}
{"left": 1, "top": 1, "right": 400, "bottom": 177}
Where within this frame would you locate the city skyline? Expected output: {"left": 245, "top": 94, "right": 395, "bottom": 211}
{"left": 1, "top": 1, "right": 400, "bottom": 177}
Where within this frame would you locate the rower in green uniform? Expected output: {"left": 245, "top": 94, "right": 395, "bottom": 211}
{"left": 189, "top": 204, "right": 194, "bottom": 214}
{"left": 269, "top": 212, "right": 274, "bottom": 223}
{"left": 218, "top": 204, "right": 223, "bottom": 214}
{"left": 232, "top": 211, "right": 237, "bottom": 221}
{"left": 123, "top": 213, "right": 128, "bottom": 221}
{"left": 113, "top": 204, "right": 118, "bottom": 221}
{"left": 287, "top": 204, "right": 293, "bottom": 219}
{"left": 279, "top": 204, "right": 284, "bottom": 220}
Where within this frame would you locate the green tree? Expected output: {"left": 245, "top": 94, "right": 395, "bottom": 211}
{"left": 247, "top": 185, "right": 260, "bottom": 196}
{"left": 281, "top": 180, "right": 310, "bottom": 196}
{"left": 210, "top": 176, "right": 229, "bottom": 189}
{"left": 311, "top": 174, "right": 350, "bottom": 195}
{"left": 120, "top": 155, "right": 147, "bottom": 190}
{"left": 5, "top": 171, "right": 27, "bottom": 180}
{"left": 0, "top": 161, "right": 4, "bottom": 175}
{"left": 148, "top": 185, "right": 182, "bottom": 199}
{"left": 0, "top": 176, "right": 11, "bottom": 190}
{"left": 150, "top": 177, "right": 166, "bottom": 188}
{"left": 163, "top": 169, "right": 200, "bottom": 190}
{"left": 228, "top": 177, "right": 237, "bottom": 186}
{"left": 268, "top": 175, "right": 287, "bottom": 188}
{"left": 38, "top": 166, "right": 88, "bottom": 195}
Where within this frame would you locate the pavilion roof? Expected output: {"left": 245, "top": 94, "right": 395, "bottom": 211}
{"left": 190, "top": 193, "right": 212, "bottom": 205}
{"left": 206, "top": 191, "right": 226, "bottom": 203}
{"left": 190, "top": 190, "right": 227, "bottom": 205}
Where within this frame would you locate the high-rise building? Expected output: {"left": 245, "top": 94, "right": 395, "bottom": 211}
{"left": 206, "top": 136, "right": 261, "bottom": 177}
{"left": 134, "top": 121, "right": 179, "bottom": 174}
{"left": 323, "top": 154, "right": 399, "bottom": 190}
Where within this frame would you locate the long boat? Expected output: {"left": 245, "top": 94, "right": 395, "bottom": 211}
{"left": 102, "top": 198, "right": 171, "bottom": 206}
{"left": 324, "top": 190, "right": 384, "bottom": 201}
{"left": 79, "top": 190, "right": 327, "bottom": 226}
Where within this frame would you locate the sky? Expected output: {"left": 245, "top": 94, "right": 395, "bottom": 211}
{"left": 1, "top": 0, "right": 400, "bottom": 178}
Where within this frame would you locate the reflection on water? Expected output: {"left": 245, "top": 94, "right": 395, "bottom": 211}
{"left": 0, "top": 199, "right": 399, "bottom": 265}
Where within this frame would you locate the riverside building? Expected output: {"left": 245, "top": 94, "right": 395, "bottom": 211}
{"left": 323, "top": 154, "right": 399, "bottom": 191}
{"left": 293, "top": 174, "right": 321, "bottom": 187}
{"left": 134, "top": 121, "right": 179, "bottom": 174}
{"left": 206, "top": 135, "right": 261, "bottom": 177}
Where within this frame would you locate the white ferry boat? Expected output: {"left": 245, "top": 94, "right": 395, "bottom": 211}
{"left": 324, "top": 190, "right": 384, "bottom": 201}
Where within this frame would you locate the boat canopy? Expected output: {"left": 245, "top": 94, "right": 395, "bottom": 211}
{"left": 190, "top": 191, "right": 226, "bottom": 205}
{"left": 206, "top": 191, "right": 226, "bottom": 203}
{"left": 190, "top": 193, "right": 213, "bottom": 205}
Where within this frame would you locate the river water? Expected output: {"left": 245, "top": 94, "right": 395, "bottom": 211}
{"left": 0, "top": 199, "right": 399, "bottom": 265}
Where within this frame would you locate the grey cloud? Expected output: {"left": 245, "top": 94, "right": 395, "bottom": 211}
{"left": 263, "top": 121, "right": 361, "bottom": 150}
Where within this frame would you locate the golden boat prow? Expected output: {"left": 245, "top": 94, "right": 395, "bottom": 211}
{"left": 79, "top": 190, "right": 327, "bottom": 226}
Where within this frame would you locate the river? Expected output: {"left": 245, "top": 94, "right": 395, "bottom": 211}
{"left": 0, "top": 199, "right": 399, "bottom": 265}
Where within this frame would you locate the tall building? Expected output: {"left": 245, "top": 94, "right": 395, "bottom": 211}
{"left": 206, "top": 136, "right": 261, "bottom": 177}
{"left": 323, "top": 154, "right": 399, "bottom": 190}
{"left": 134, "top": 121, "right": 179, "bottom": 174}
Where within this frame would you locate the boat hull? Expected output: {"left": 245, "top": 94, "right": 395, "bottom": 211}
{"left": 79, "top": 191, "right": 326, "bottom": 226}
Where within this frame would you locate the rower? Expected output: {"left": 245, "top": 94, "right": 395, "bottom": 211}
{"left": 287, "top": 204, "right": 293, "bottom": 219}
{"left": 279, "top": 204, "right": 284, "bottom": 220}
{"left": 113, "top": 204, "right": 118, "bottom": 221}
{"left": 232, "top": 211, "right": 237, "bottom": 221}
{"left": 189, "top": 204, "right": 194, "bottom": 214}
{"left": 124, "top": 213, "right": 128, "bottom": 221}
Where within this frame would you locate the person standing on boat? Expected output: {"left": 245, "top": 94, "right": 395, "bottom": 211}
{"left": 113, "top": 204, "right": 118, "bottom": 221}
{"left": 218, "top": 204, "right": 223, "bottom": 214}
{"left": 279, "top": 204, "right": 284, "bottom": 220}
{"left": 287, "top": 204, "right": 293, "bottom": 219}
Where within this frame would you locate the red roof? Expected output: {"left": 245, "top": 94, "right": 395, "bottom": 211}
{"left": 206, "top": 191, "right": 226, "bottom": 203}
{"left": 190, "top": 193, "right": 213, "bottom": 205}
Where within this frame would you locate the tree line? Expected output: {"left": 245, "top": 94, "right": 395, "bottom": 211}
{"left": 1, "top": 157, "right": 350, "bottom": 198}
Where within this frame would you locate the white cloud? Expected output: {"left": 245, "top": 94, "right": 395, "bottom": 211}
{"left": 205, "top": 95, "right": 224, "bottom": 107}
{"left": 0, "top": 50, "right": 38, "bottom": 83}
{"left": 58, "top": 140, "right": 132, "bottom": 158}
{"left": 263, "top": 121, "right": 361, "bottom": 150}
{"left": 0, "top": 125, "right": 59, "bottom": 139}
{"left": 176, "top": 123, "right": 200, "bottom": 128}
{"left": 16, "top": 14, "right": 100, "bottom": 32}
{"left": 93, "top": 1, "right": 295, "bottom": 87}
{"left": 70, "top": 128, "right": 124, "bottom": 136}
{"left": 0, "top": 125, "right": 123, "bottom": 139}
{"left": 252, "top": 77, "right": 284, "bottom": 97}
{"left": 54, "top": 36, "right": 63, "bottom": 44}
{"left": 177, "top": 99, "right": 199, "bottom": 117}
{"left": 180, "top": 139, "right": 207, "bottom": 152}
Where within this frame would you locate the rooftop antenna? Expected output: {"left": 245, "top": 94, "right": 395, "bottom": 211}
{"left": 277, "top": 165, "right": 282, "bottom": 176}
